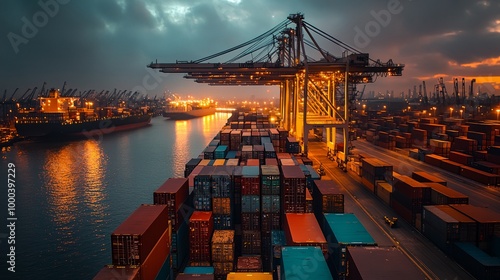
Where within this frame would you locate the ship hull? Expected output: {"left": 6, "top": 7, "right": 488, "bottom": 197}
{"left": 163, "top": 107, "right": 216, "bottom": 120}
{"left": 15, "top": 114, "right": 152, "bottom": 138}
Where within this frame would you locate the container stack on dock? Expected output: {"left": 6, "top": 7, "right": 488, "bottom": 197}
{"left": 360, "top": 157, "right": 393, "bottom": 192}
{"left": 96, "top": 110, "right": 500, "bottom": 280}
{"left": 391, "top": 175, "right": 431, "bottom": 229}
{"left": 353, "top": 112, "right": 500, "bottom": 280}
{"left": 95, "top": 204, "right": 173, "bottom": 280}
{"left": 357, "top": 114, "right": 500, "bottom": 186}
{"left": 212, "top": 167, "right": 234, "bottom": 230}
{"left": 189, "top": 211, "right": 214, "bottom": 266}
{"left": 153, "top": 178, "right": 190, "bottom": 272}
{"left": 312, "top": 180, "right": 345, "bottom": 222}
{"left": 212, "top": 230, "right": 235, "bottom": 278}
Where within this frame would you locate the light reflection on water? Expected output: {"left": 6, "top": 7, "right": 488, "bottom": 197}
{"left": 42, "top": 140, "right": 108, "bottom": 251}
{"left": 0, "top": 112, "right": 231, "bottom": 279}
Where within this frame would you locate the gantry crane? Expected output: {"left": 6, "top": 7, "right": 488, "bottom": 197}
{"left": 148, "top": 13, "right": 404, "bottom": 164}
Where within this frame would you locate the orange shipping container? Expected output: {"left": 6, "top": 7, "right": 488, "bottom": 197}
{"left": 284, "top": 213, "right": 327, "bottom": 255}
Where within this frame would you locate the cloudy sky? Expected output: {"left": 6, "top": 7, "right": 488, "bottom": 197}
{"left": 1, "top": 0, "right": 499, "bottom": 100}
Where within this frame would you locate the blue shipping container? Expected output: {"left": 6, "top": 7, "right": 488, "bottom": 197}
{"left": 241, "top": 195, "right": 260, "bottom": 213}
{"left": 261, "top": 195, "right": 280, "bottom": 213}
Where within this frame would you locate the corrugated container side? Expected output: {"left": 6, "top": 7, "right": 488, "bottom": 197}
{"left": 423, "top": 182, "right": 469, "bottom": 205}
{"left": 189, "top": 211, "right": 214, "bottom": 262}
{"left": 313, "top": 180, "right": 344, "bottom": 215}
{"left": 452, "top": 242, "right": 500, "bottom": 280}
{"left": 153, "top": 178, "right": 189, "bottom": 231}
{"left": 261, "top": 165, "right": 281, "bottom": 195}
{"left": 139, "top": 223, "right": 172, "bottom": 280}
{"left": 411, "top": 171, "right": 447, "bottom": 186}
{"left": 241, "top": 212, "right": 261, "bottom": 231}
{"left": 422, "top": 205, "right": 460, "bottom": 254}
{"left": 241, "top": 230, "right": 261, "bottom": 255}
{"left": 211, "top": 230, "right": 235, "bottom": 262}
{"left": 261, "top": 212, "right": 280, "bottom": 232}
{"left": 212, "top": 166, "right": 234, "bottom": 198}
{"left": 111, "top": 205, "right": 169, "bottom": 266}
{"left": 241, "top": 195, "right": 260, "bottom": 213}
{"left": 375, "top": 180, "right": 392, "bottom": 206}
{"left": 261, "top": 195, "right": 280, "bottom": 213}
{"left": 451, "top": 204, "right": 500, "bottom": 242}
{"left": 185, "top": 158, "right": 202, "bottom": 177}
{"left": 281, "top": 165, "right": 306, "bottom": 213}
{"left": 237, "top": 256, "right": 263, "bottom": 272}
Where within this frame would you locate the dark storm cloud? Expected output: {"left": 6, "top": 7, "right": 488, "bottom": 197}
{"left": 1, "top": 0, "right": 499, "bottom": 98}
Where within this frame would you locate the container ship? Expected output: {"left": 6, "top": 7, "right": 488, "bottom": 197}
{"left": 163, "top": 97, "right": 216, "bottom": 120}
{"left": 14, "top": 89, "right": 152, "bottom": 138}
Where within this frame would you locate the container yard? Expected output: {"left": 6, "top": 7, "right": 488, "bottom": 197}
{"left": 93, "top": 110, "right": 500, "bottom": 280}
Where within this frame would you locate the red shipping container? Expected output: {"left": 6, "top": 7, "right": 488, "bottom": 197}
{"left": 111, "top": 204, "right": 169, "bottom": 266}
{"left": 189, "top": 211, "right": 214, "bottom": 262}
{"left": 241, "top": 177, "right": 260, "bottom": 195}
{"left": 449, "top": 151, "right": 474, "bottom": 166}
{"left": 422, "top": 182, "right": 469, "bottom": 205}
{"left": 153, "top": 177, "right": 189, "bottom": 230}
{"left": 241, "top": 230, "right": 261, "bottom": 255}
{"left": 424, "top": 154, "right": 446, "bottom": 167}
{"left": 261, "top": 212, "right": 280, "bottom": 232}
{"left": 241, "top": 212, "right": 261, "bottom": 231}
{"left": 440, "top": 159, "right": 463, "bottom": 174}
{"left": 460, "top": 165, "right": 500, "bottom": 186}
{"left": 281, "top": 166, "right": 306, "bottom": 193}
{"left": 391, "top": 198, "right": 416, "bottom": 227}
{"left": 411, "top": 171, "right": 447, "bottom": 186}
{"left": 312, "top": 180, "right": 345, "bottom": 214}
{"left": 393, "top": 175, "right": 431, "bottom": 205}
{"left": 140, "top": 224, "right": 172, "bottom": 280}
{"left": 237, "top": 256, "right": 263, "bottom": 272}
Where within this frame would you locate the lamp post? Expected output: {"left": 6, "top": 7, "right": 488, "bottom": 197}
{"left": 450, "top": 107, "right": 453, "bottom": 118}
{"left": 496, "top": 109, "right": 500, "bottom": 120}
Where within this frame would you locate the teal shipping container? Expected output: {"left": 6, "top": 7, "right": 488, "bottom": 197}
{"left": 183, "top": 266, "right": 215, "bottom": 274}
{"left": 322, "top": 213, "right": 377, "bottom": 278}
{"left": 280, "top": 246, "right": 333, "bottom": 280}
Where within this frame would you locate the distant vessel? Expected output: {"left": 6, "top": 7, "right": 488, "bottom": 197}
{"left": 163, "top": 96, "right": 216, "bottom": 120}
{"left": 15, "top": 89, "right": 152, "bottom": 138}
